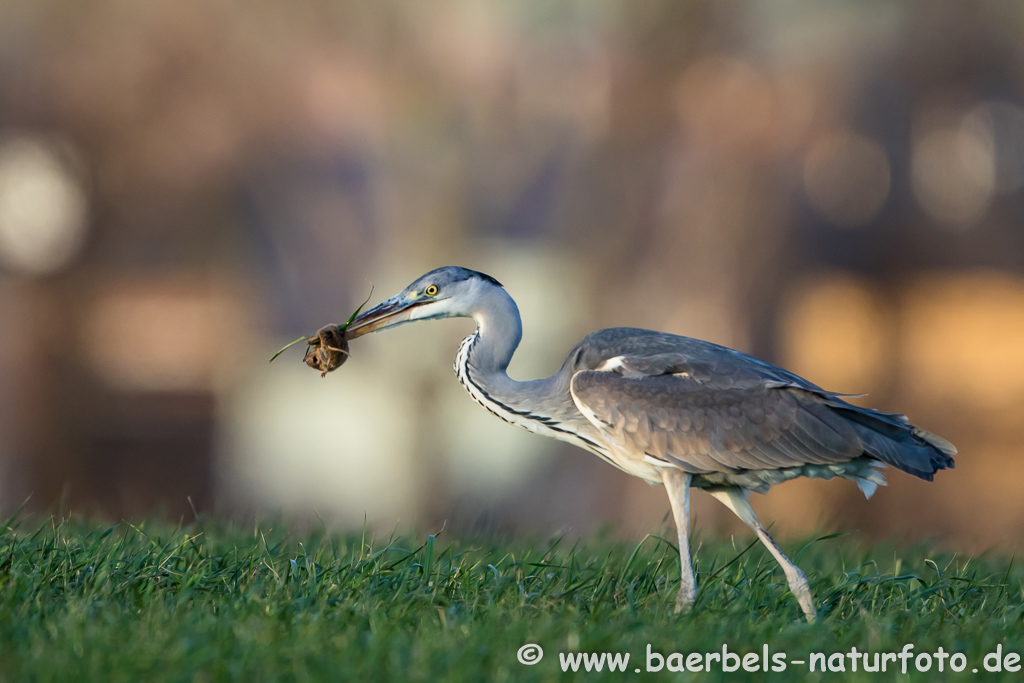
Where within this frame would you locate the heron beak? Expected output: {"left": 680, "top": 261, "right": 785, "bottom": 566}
{"left": 344, "top": 295, "right": 429, "bottom": 339}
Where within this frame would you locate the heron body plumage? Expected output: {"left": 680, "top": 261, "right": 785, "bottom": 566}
{"left": 343, "top": 266, "right": 956, "bottom": 622}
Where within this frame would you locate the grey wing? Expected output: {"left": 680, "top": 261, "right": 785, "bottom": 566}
{"left": 565, "top": 330, "right": 954, "bottom": 480}
{"left": 569, "top": 361, "right": 865, "bottom": 475}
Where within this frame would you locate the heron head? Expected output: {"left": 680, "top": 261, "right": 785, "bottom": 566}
{"left": 344, "top": 266, "right": 504, "bottom": 338}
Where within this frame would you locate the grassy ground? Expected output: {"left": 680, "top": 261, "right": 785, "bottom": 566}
{"left": 0, "top": 515, "right": 1019, "bottom": 682}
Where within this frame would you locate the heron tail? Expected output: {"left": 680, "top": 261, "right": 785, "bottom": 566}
{"left": 832, "top": 405, "right": 956, "bottom": 481}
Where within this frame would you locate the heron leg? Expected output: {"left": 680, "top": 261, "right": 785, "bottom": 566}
{"left": 661, "top": 469, "right": 696, "bottom": 613}
{"left": 708, "top": 488, "right": 816, "bottom": 623}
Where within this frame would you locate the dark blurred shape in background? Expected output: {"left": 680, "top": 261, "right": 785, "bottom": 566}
{"left": 0, "top": 0, "right": 1022, "bottom": 547}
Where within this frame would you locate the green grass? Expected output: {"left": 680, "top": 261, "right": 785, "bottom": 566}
{"left": 0, "top": 515, "right": 1020, "bottom": 682}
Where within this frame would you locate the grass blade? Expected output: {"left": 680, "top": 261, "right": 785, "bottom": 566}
{"left": 268, "top": 335, "right": 309, "bottom": 363}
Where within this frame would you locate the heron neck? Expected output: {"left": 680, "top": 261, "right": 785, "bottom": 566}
{"left": 463, "top": 288, "right": 570, "bottom": 414}
{"left": 469, "top": 287, "right": 522, "bottom": 373}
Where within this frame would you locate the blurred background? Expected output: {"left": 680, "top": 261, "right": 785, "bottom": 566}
{"left": 0, "top": 0, "right": 1022, "bottom": 548}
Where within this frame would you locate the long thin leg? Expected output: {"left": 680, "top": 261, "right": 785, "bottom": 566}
{"left": 708, "top": 488, "right": 816, "bottom": 622}
{"left": 662, "top": 469, "right": 696, "bottom": 613}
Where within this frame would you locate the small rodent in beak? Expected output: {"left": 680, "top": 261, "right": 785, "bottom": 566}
{"left": 303, "top": 325, "right": 350, "bottom": 377}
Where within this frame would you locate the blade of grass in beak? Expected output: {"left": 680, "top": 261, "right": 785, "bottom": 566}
{"left": 340, "top": 285, "right": 374, "bottom": 330}
{"left": 269, "top": 336, "right": 310, "bottom": 363}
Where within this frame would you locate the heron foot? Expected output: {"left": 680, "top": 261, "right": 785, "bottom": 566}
{"left": 784, "top": 565, "right": 817, "bottom": 623}
{"left": 673, "top": 583, "right": 697, "bottom": 614}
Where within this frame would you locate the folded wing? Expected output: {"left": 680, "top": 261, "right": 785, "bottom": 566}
{"left": 570, "top": 352, "right": 954, "bottom": 479}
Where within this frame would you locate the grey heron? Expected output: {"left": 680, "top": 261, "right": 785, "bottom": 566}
{"left": 342, "top": 266, "right": 956, "bottom": 621}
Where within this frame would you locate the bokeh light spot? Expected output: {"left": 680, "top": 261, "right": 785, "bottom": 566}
{"left": 901, "top": 270, "right": 1024, "bottom": 412}
{"left": 963, "top": 101, "right": 1024, "bottom": 193}
{"left": 779, "top": 272, "right": 887, "bottom": 393}
{"left": 0, "top": 135, "right": 88, "bottom": 276}
{"left": 911, "top": 117, "right": 994, "bottom": 229}
{"left": 803, "top": 131, "right": 891, "bottom": 228}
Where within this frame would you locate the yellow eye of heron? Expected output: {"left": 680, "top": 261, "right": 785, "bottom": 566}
{"left": 425, "top": 285, "right": 438, "bottom": 296}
